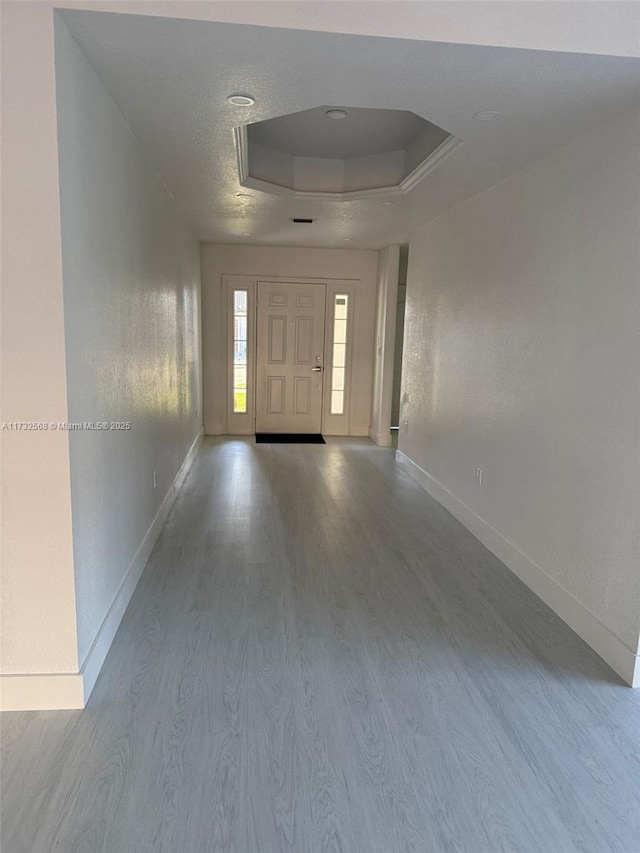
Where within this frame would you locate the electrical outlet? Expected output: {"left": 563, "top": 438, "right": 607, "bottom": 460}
{"left": 475, "top": 467, "right": 483, "bottom": 486}
{"left": 153, "top": 469, "right": 157, "bottom": 489}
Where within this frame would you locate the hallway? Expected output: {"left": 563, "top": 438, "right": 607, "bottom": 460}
{"left": 2, "top": 438, "right": 639, "bottom": 853}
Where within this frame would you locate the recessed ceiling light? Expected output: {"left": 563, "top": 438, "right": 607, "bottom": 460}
{"left": 381, "top": 201, "right": 395, "bottom": 206}
{"left": 326, "top": 109, "right": 348, "bottom": 120}
{"left": 473, "top": 110, "right": 500, "bottom": 121}
{"left": 342, "top": 237, "right": 352, "bottom": 242}
{"left": 242, "top": 232, "right": 252, "bottom": 236}
{"left": 228, "top": 94, "right": 255, "bottom": 107}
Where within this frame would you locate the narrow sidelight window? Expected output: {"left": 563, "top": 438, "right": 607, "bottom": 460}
{"left": 233, "top": 290, "right": 248, "bottom": 413}
{"left": 330, "top": 294, "right": 349, "bottom": 414}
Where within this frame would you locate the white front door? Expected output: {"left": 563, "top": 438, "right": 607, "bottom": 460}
{"left": 256, "top": 282, "right": 326, "bottom": 433}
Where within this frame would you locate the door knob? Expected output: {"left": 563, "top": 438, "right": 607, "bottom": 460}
{"left": 311, "top": 366, "right": 322, "bottom": 372}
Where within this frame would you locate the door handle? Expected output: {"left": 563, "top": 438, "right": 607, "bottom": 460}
{"left": 311, "top": 366, "right": 323, "bottom": 372}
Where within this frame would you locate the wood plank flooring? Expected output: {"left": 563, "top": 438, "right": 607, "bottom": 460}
{"left": 2, "top": 437, "right": 639, "bottom": 853}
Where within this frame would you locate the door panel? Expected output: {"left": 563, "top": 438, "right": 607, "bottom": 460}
{"left": 294, "top": 377, "right": 311, "bottom": 414}
{"left": 256, "top": 282, "right": 326, "bottom": 433}
{"left": 267, "top": 376, "right": 285, "bottom": 414}
{"left": 295, "top": 318, "right": 313, "bottom": 363}
{"left": 268, "top": 316, "right": 286, "bottom": 363}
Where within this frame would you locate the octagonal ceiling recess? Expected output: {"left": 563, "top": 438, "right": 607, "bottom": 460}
{"left": 235, "top": 106, "right": 461, "bottom": 199}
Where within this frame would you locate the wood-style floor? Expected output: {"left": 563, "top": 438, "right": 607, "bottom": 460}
{"left": 2, "top": 437, "right": 639, "bottom": 853}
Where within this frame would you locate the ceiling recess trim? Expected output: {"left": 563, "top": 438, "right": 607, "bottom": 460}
{"left": 233, "top": 125, "right": 463, "bottom": 200}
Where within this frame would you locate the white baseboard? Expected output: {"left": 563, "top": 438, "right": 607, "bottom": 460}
{"left": 396, "top": 450, "right": 639, "bottom": 687}
{"left": 0, "top": 673, "right": 85, "bottom": 712}
{"left": 0, "top": 428, "right": 204, "bottom": 713}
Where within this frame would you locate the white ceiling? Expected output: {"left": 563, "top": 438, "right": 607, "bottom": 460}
{"left": 59, "top": 10, "right": 640, "bottom": 249}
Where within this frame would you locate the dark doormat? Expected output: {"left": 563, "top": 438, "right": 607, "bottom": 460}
{"left": 256, "top": 433, "right": 326, "bottom": 444}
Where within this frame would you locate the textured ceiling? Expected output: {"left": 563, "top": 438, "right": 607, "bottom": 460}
{"left": 59, "top": 10, "right": 640, "bottom": 249}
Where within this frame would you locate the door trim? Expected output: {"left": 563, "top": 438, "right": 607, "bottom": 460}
{"left": 222, "top": 274, "right": 359, "bottom": 436}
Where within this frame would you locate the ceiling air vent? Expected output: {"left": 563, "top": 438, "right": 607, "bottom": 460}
{"left": 291, "top": 218, "right": 314, "bottom": 224}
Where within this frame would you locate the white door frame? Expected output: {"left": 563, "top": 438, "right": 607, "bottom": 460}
{"left": 222, "top": 274, "right": 358, "bottom": 436}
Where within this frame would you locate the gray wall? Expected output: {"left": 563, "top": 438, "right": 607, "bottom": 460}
{"left": 370, "top": 246, "right": 400, "bottom": 446}
{"left": 55, "top": 21, "right": 203, "bottom": 666}
{"left": 391, "top": 283, "right": 406, "bottom": 427}
{"left": 400, "top": 106, "right": 640, "bottom": 683}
